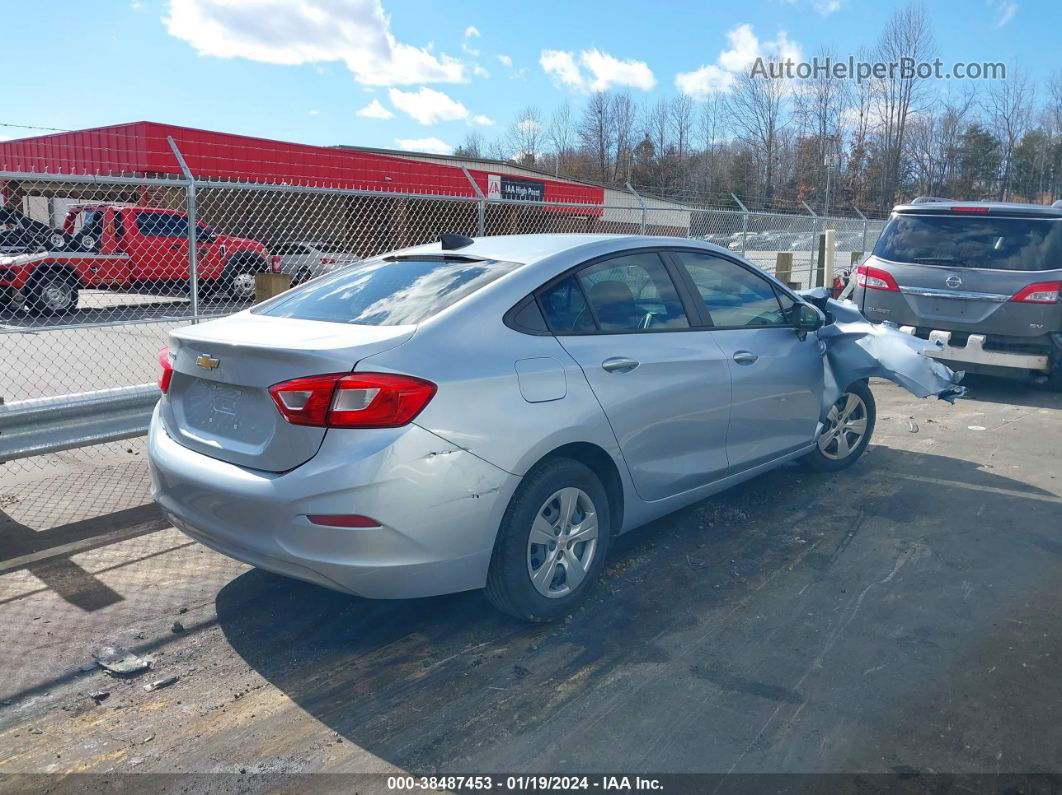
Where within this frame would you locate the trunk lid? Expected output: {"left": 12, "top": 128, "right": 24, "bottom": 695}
{"left": 160, "top": 312, "right": 415, "bottom": 471}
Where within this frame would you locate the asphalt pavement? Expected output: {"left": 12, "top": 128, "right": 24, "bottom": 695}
{"left": 1, "top": 378, "right": 1060, "bottom": 785}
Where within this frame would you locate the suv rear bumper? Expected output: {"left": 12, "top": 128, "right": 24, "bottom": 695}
{"left": 897, "top": 326, "right": 1054, "bottom": 373}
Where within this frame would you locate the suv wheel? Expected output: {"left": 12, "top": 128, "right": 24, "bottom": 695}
{"left": 27, "top": 270, "right": 79, "bottom": 316}
{"left": 800, "top": 380, "right": 876, "bottom": 472}
{"left": 485, "top": 458, "right": 611, "bottom": 622}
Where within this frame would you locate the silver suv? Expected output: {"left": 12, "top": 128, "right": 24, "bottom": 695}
{"left": 853, "top": 198, "right": 1062, "bottom": 386}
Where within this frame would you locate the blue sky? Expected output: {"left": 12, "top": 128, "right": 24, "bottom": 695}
{"left": 1, "top": 0, "right": 1055, "bottom": 153}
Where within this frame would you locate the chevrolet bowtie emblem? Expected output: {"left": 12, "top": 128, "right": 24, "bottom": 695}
{"left": 195, "top": 354, "right": 220, "bottom": 370}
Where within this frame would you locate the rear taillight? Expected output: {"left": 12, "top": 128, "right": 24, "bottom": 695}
{"left": 1010, "top": 281, "right": 1062, "bottom": 304}
{"left": 268, "top": 372, "right": 437, "bottom": 428}
{"left": 950, "top": 206, "right": 991, "bottom": 214}
{"left": 158, "top": 346, "right": 173, "bottom": 393}
{"left": 855, "top": 264, "right": 900, "bottom": 292}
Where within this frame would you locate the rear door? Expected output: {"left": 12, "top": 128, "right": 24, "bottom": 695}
{"left": 668, "top": 250, "right": 823, "bottom": 472}
{"left": 541, "top": 250, "right": 732, "bottom": 502}
{"left": 863, "top": 211, "right": 1062, "bottom": 338}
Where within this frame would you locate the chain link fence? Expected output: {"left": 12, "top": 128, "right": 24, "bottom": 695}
{"left": 1, "top": 165, "right": 883, "bottom": 478}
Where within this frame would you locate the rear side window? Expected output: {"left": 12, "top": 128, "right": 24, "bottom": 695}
{"left": 875, "top": 214, "right": 1062, "bottom": 271}
{"left": 136, "top": 211, "right": 188, "bottom": 237}
{"left": 253, "top": 256, "right": 521, "bottom": 326}
{"left": 539, "top": 275, "right": 594, "bottom": 332}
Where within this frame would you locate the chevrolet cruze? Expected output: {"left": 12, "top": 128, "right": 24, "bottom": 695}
{"left": 150, "top": 234, "right": 883, "bottom": 621}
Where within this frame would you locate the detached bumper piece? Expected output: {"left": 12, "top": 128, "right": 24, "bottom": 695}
{"left": 800, "top": 289, "right": 968, "bottom": 419}
{"left": 897, "top": 327, "right": 1051, "bottom": 373}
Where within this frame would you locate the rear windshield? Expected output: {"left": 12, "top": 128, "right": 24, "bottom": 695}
{"left": 874, "top": 213, "right": 1062, "bottom": 271}
{"left": 252, "top": 256, "right": 521, "bottom": 326}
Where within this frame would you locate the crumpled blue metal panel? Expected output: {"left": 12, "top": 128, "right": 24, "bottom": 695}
{"left": 800, "top": 288, "right": 967, "bottom": 418}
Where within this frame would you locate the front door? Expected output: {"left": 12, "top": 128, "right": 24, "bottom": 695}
{"left": 540, "top": 251, "right": 733, "bottom": 502}
{"left": 668, "top": 250, "right": 823, "bottom": 471}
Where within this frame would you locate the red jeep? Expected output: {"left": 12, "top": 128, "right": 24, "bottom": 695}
{"left": 0, "top": 204, "right": 272, "bottom": 315}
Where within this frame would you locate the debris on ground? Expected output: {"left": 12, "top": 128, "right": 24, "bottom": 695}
{"left": 513, "top": 665, "right": 530, "bottom": 679}
{"left": 906, "top": 419, "right": 919, "bottom": 433}
{"left": 93, "top": 646, "right": 150, "bottom": 677}
{"left": 143, "top": 675, "right": 179, "bottom": 692}
{"left": 171, "top": 621, "right": 185, "bottom": 634}
{"left": 88, "top": 691, "right": 110, "bottom": 703}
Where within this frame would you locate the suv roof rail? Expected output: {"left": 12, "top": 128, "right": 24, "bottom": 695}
{"left": 910, "top": 196, "right": 953, "bottom": 204}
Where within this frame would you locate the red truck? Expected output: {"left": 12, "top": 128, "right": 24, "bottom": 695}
{"left": 0, "top": 204, "right": 273, "bottom": 315}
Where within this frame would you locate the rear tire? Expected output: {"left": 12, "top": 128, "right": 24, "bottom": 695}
{"left": 485, "top": 458, "right": 611, "bottom": 622}
{"left": 799, "top": 380, "right": 876, "bottom": 472}
{"left": 26, "top": 269, "right": 79, "bottom": 316}
{"left": 223, "top": 254, "right": 267, "bottom": 301}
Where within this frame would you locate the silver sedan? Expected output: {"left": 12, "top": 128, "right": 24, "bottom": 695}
{"left": 148, "top": 234, "right": 958, "bottom": 621}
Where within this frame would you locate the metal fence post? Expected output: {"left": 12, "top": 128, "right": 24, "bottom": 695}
{"left": 461, "top": 167, "right": 486, "bottom": 236}
{"left": 167, "top": 137, "right": 199, "bottom": 323}
{"left": 626, "top": 182, "right": 647, "bottom": 235}
{"left": 802, "top": 200, "right": 820, "bottom": 280}
{"left": 731, "top": 194, "right": 749, "bottom": 256}
{"left": 852, "top": 203, "right": 869, "bottom": 253}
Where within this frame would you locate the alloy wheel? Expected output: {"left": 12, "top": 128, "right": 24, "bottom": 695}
{"left": 526, "top": 487, "right": 599, "bottom": 598}
{"left": 817, "top": 391, "right": 869, "bottom": 460}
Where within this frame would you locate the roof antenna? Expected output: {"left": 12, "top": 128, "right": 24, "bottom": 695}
{"left": 440, "top": 233, "right": 474, "bottom": 250}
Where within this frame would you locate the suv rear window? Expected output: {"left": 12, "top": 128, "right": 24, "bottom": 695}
{"left": 252, "top": 256, "right": 521, "bottom": 326}
{"left": 875, "top": 213, "right": 1062, "bottom": 271}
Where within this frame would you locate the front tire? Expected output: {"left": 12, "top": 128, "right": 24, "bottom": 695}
{"left": 800, "top": 380, "right": 876, "bottom": 472}
{"left": 485, "top": 458, "right": 611, "bottom": 622}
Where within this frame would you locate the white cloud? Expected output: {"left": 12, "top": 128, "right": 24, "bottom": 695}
{"left": 388, "top": 86, "right": 470, "bottom": 125}
{"left": 540, "top": 48, "right": 656, "bottom": 93}
{"left": 471, "top": 114, "right": 495, "bottom": 126}
{"left": 497, "top": 54, "right": 512, "bottom": 68}
{"left": 814, "top": 0, "right": 843, "bottom": 13}
{"left": 356, "top": 98, "right": 394, "bottom": 119}
{"left": 308, "top": 109, "right": 320, "bottom": 116}
{"left": 462, "top": 24, "right": 480, "bottom": 56}
{"left": 472, "top": 63, "right": 490, "bottom": 78}
{"left": 164, "top": 0, "right": 466, "bottom": 86}
{"left": 989, "top": 0, "right": 1018, "bottom": 27}
{"left": 675, "top": 24, "right": 802, "bottom": 99}
{"left": 395, "top": 137, "right": 453, "bottom": 154}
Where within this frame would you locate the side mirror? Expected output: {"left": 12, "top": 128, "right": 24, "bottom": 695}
{"left": 794, "top": 303, "right": 825, "bottom": 340}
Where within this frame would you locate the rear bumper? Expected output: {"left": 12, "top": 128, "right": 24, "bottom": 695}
{"left": 148, "top": 406, "right": 520, "bottom": 599}
{"left": 897, "top": 327, "right": 1053, "bottom": 373}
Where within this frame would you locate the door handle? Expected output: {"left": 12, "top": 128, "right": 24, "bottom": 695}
{"left": 732, "top": 350, "right": 759, "bottom": 365}
{"left": 601, "top": 357, "right": 639, "bottom": 373}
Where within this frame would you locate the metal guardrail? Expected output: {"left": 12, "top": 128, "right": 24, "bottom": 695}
{"left": 0, "top": 384, "right": 158, "bottom": 462}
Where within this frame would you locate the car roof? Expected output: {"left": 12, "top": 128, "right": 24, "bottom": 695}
{"left": 894, "top": 199, "right": 1062, "bottom": 216}
{"left": 391, "top": 233, "right": 725, "bottom": 266}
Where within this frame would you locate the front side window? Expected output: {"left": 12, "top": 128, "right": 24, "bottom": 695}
{"left": 253, "top": 256, "right": 521, "bottom": 326}
{"left": 575, "top": 253, "right": 689, "bottom": 332}
{"left": 673, "top": 251, "right": 788, "bottom": 327}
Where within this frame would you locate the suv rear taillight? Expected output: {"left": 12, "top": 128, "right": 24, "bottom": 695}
{"left": 268, "top": 372, "right": 437, "bottom": 428}
{"left": 855, "top": 264, "right": 900, "bottom": 292}
{"left": 1010, "top": 281, "right": 1062, "bottom": 304}
{"left": 158, "top": 346, "right": 173, "bottom": 393}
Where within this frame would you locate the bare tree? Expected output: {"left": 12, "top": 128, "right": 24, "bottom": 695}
{"left": 547, "top": 100, "right": 576, "bottom": 175}
{"left": 507, "top": 105, "right": 545, "bottom": 166}
{"left": 454, "top": 131, "right": 486, "bottom": 159}
{"left": 872, "top": 3, "right": 934, "bottom": 209}
{"left": 611, "top": 92, "right": 638, "bottom": 183}
{"left": 987, "top": 70, "right": 1034, "bottom": 199}
{"left": 793, "top": 46, "right": 852, "bottom": 205}
{"left": 578, "top": 92, "right": 616, "bottom": 183}
{"left": 726, "top": 70, "right": 787, "bottom": 208}
{"left": 908, "top": 88, "right": 975, "bottom": 196}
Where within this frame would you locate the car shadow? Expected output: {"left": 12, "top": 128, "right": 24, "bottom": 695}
{"left": 215, "top": 446, "right": 1062, "bottom": 773}
{"left": 955, "top": 372, "right": 1062, "bottom": 410}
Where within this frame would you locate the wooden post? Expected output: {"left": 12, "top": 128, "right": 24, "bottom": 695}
{"left": 775, "top": 252, "right": 793, "bottom": 285}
